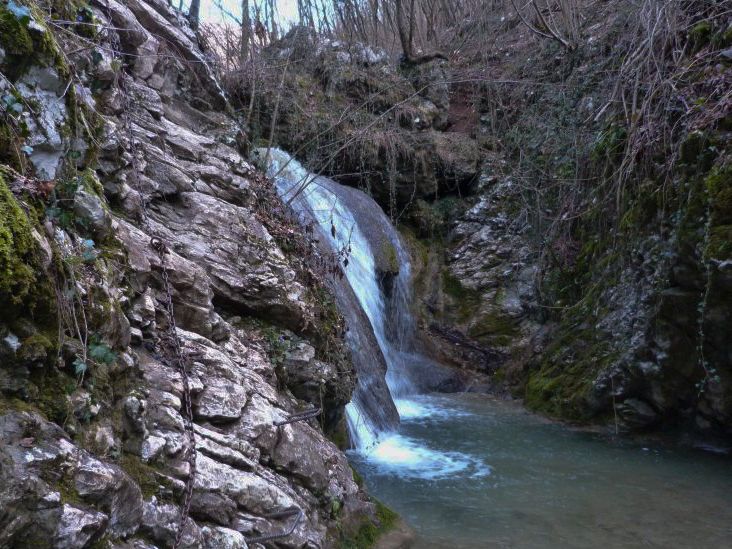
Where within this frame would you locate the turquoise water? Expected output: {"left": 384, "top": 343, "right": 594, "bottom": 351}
{"left": 349, "top": 394, "right": 732, "bottom": 549}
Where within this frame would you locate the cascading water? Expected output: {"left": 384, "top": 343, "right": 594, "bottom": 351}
{"left": 263, "top": 149, "right": 487, "bottom": 477}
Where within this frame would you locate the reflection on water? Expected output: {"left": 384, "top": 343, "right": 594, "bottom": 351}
{"left": 349, "top": 394, "right": 732, "bottom": 549}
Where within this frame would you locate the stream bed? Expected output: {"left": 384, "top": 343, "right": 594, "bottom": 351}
{"left": 348, "top": 394, "right": 732, "bottom": 549}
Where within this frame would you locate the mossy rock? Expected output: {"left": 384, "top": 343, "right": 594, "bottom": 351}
{"left": 340, "top": 501, "right": 399, "bottom": 549}
{"left": 0, "top": 167, "right": 38, "bottom": 309}
{"left": 706, "top": 225, "right": 732, "bottom": 260}
{"left": 34, "top": 368, "right": 73, "bottom": 425}
{"left": 0, "top": 3, "right": 63, "bottom": 81}
{"left": 523, "top": 325, "right": 618, "bottom": 421}
{"left": 119, "top": 453, "right": 173, "bottom": 501}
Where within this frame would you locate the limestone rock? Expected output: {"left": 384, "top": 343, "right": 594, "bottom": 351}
{"left": 54, "top": 504, "right": 108, "bottom": 549}
{"left": 141, "top": 500, "right": 202, "bottom": 549}
{"left": 74, "top": 455, "right": 144, "bottom": 537}
{"left": 194, "top": 380, "right": 248, "bottom": 422}
{"left": 201, "top": 526, "right": 248, "bottom": 549}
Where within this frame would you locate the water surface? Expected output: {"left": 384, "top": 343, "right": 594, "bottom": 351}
{"left": 349, "top": 394, "right": 732, "bottom": 549}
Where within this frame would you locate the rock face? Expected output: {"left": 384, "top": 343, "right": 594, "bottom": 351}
{"left": 0, "top": 2, "right": 384, "bottom": 548}
{"left": 403, "top": 9, "right": 732, "bottom": 447}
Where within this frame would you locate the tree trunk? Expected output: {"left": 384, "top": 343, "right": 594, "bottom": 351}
{"left": 394, "top": 0, "right": 413, "bottom": 60}
{"left": 240, "top": 0, "right": 250, "bottom": 67}
{"left": 188, "top": 0, "right": 201, "bottom": 29}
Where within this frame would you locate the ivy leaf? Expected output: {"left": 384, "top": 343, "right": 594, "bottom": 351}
{"left": 73, "top": 359, "right": 87, "bottom": 376}
{"left": 89, "top": 341, "right": 116, "bottom": 365}
{"left": 82, "top": 241, "right": 98, "bottom": 261}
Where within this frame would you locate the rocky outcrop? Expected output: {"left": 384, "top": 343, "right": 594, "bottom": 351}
{"left": 0, "top": 2, "right": 389, "bottom": 547}
{"left": 245, "top": 27, "right": 482, "bottom": 212}
{"left": 404, "top": 7, "right": 732, "bottom": 447}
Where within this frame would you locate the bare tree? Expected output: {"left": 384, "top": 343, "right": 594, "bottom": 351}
{"left": 241, "top": 0, "right": 251, "bottom": 64}
{"left": 188, "top": 0, "right": 201, "bottom": 29}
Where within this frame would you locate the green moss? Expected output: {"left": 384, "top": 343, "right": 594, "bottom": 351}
{"left": 442, "top": 269, "right": 481, "bottom": 323}
{"left": 468, "top": 312, "right": 518, "bottom": 342}
{"left": 119, "top": 453, "right": 171, "bottom": 501}
{"left": 349, "top": 465, "right": 364, "bottom": 489}
{"left": 58, "top": 471, "right": 83, "bottom": 505}
{"left": 35, "top": 368, "right": 72, "bottom": 425}
{"left": 0, "top": 6, "right": 35, "bottom": 78}
{"left": 702, "top": 159, "right": 732, "bottom": 259}
{"left": 328, "top": 422, "right": 350, "bottom": 450}
{"left": 706, "top": 225, "right": 732, "bottom": 260}
{"left": 706, "top": 160, "right": 732, "bottom": 216}
{"left": 0, "top": 168, "right": 37, "bottom": 309}
{"left": 442, "top": 269, "right": 467, "bottom": 298}
{"left": 18, "top": 334, "right": 54, "bottom": 361}
{"left": 380, "top": 238, "right": 398, "bottom": 274}
{"left": 689, "top": 23, "right": 712, "bottom": 52}
{"left": 524, "top": 328, "right": 618, "bottom": 421}
{"left": 593, "top": 123, "right": 627, "bottom": 164}
{"left": 340, "top": 501, "right": 399, "bottom": 549}
{"left": 86, "top": 539, "right": 109, "bottom": 549}
{"left": 722, "top": 25, "right": 732, "bottom": 47}
{"left": 78, "top": 168, "right": 105, "bottom": 197}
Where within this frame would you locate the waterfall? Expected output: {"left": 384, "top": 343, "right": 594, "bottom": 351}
{"left": 263, "top": 149, "right": 421, "bottom": 447}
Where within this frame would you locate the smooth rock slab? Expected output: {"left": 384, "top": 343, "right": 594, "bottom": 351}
{"left": 194, "top": 453, "right": 295, "bottom": 514}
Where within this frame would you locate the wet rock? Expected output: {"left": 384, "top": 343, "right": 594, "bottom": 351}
{"left": 31, "top": 228, "right": 54, "bottom": 271}
{"left": 90, "top": 0, "right": 148, "bottom": 47}
{"left": 617, "top": 398, "right": 660, "bottom": 431}
{"left": 149, "top": 192, "right": 311, "bottom": 333}
{"left": 86, "top": 424, "right": 119, "bottom": 458}
{"left": 123, "top": 392, "right": 148, "bottom": 437}
{"left": 272, "top": 422, "right": 357, "bottom": 495}
{"left": 141, "top": 434, "right": 167, "bottom": 462}
{"left": 0, "top": 4, "right": 386, "bottom": 548}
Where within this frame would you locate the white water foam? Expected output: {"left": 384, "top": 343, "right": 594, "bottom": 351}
{"left": 361, "top": 434, "right": 491, "bottom": 480}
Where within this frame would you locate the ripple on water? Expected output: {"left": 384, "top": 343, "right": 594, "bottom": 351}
{"left": 394, "top": 396, "right": 475, "bottom": 422}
